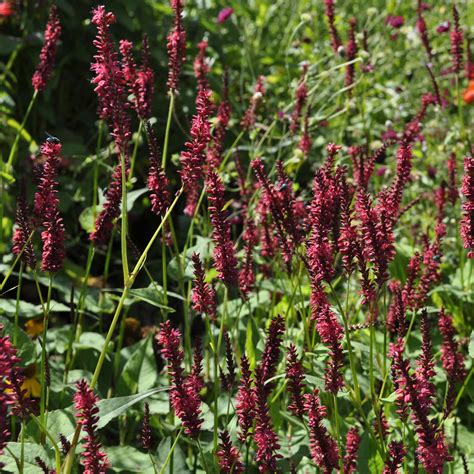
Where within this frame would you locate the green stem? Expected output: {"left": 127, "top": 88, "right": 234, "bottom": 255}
{"left": 158, "top": 428, "right": 183, "bottom": 474}
{"left": 162, "top": 93, "right": 175, "bottom": 170}
{"left": 14, "top": 263, "right": 23, "bottom": 346}
{"left": 129, "top": 120, "right": 144, "bottom": 182}
{"left": 121, "top": 153, "right": 129, "bottom": 285}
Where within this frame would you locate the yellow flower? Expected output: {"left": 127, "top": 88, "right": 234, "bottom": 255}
{"left": 25, "top": 318, "right": 44, "bottom": 338}
{"left": 21, "top": 364, "right": 41, "bottom": 398}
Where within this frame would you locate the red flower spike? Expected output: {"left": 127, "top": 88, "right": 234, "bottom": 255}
{"left": 324, "top": 0, "right": 341, "bottom": 53}
{"left": 345, "top": 17, "right": 358, "bottom": 95}
{"left": 34, "top": 140, "right": 65, "bottom": 272}
{"left": 241, "top": 76, "right": 265, "bottom": 130}
{"left": 90, "top": 163, "right": 123, "bottom": 245}
{"left": 304, "top": 389, "right": 340, "bottom": 473}
{"left": 342, "top": 427, "right": 361, "bottom": 474}
{"left": 286, "top": 343, "right": 306, "bottom": 418}
{"left": 167, "top": 0, "right": 186, "bottom": 93}
{"left": 217, "top": 430, "right": 244, "bottom": 473}
{"left": 74, "top": 379, "right": 110, "bottom": 474}
{"left": 12, "top": 181, "right": 36, "bottom": 269}
{"left": 206, "top": 170, "right": 238, "bottom": 286}
{"left": 91, "top": 6, "right": 131, "bottom": 159}
{"left": 460, "top": 156, "right": 474, "bottom": 257}
{"left": 191, "top": 253, "right": 217, "bottom": 320}
{"left": 383, "top": 441, "right": 406, "bottom": 474}
{"left": 145, "top": 122, "right": 170, "bottom": 217}
{"left": 32, "top": 5, "right": 61, "bottom": 92}
{"left": 157, "top": 321, "right": 203, "bottom": 437}
{"left": 180, "top": 87, "right": 212, "bottom": 216}
{"left": 236, "top": 355, "right": 256, "bottom": 442}
{"left": 451, "top": 4, "right": 464, "bottom": 74}
{"left": 290, "top": 64, "right": 308, "bottom": 135}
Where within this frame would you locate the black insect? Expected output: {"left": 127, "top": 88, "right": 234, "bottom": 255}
{"left": 45, "top": 132, "right": 60, "bottom": 144}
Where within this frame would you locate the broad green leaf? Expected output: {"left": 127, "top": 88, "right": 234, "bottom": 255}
{"left": 0, "top": 299, "right": 69, "bottom": 318}
{"left": 116, "top": 336, "right": 158, "bottom": 395}
{"left": 105, "top": 446, "right": 155, "bottom": 473}
{"left": 127, "top": 286, "right": 177, "bottom": 311}
{"left": 126, "top": 187, "right": 148, "bottom": 212}
{"left": 0, "top": 442, "right": 54, "bottom": 473}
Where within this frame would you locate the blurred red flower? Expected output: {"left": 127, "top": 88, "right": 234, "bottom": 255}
{"left": 0, "top": 1, "right": 13, "bottom": 17}
{"left": 217, "top": 7, "right": 233, "bottom": 24}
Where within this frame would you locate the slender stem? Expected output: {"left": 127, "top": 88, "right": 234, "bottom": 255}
{"left": 6, "top": 90, "right": 38, "bottom": 171}
{"left": 129, "top": 120, "right": 144, "bottom": 182}
{"left": 14, "top": 263, "right": 23, "bottom": 346}
{"left": 162, "top": 93, "right": 175, "bottom": 170}
{"left": 158, "top": 428, "right": 183, "bottom": 474}
{"left": 121, "top": 153, "right": 129, "bottom": 285}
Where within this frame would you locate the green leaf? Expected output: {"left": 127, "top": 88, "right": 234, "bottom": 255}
{"left": 126, "top": 188, "right": 148, "bottom": 212}
{"left": 116, "top": 336, "right": 158, "bottom": 396}
{"left": 0, "top": 299, "right": 69, "bottom": 318}
{"left": 78, "top": 206, "right": 100, "bottom": 233}
{"left": 104, "top": 446, "right": 155, "bottom": 473}
{"left": 0, "top": 442, "right": 54, "bottom": 473}
{"left": 245, "top": 317, "right": 259, "bottom": 370}
{"left": 127, "top": 286, "right": 177, "bottom": 311}
{"left": 469, "top": 331, "right": 474, "bottom": 359}
{"left": 97, "top": 387, "right": 166, "bottom": 430}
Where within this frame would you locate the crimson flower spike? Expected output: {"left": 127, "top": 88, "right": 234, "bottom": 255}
{"left": 12, "top": 180, "right": 36, "bottom": 269}
{"left": 157, "top": 321, "right": 203, "bottom": 437}
{"left": 236, "top": 355, "right": 256, "bottom": 442}
{"left": 345, "top": 17, "right": 358, "bottom": 95}
{"left": 145, "top": 122, "right": 170, "bottom": 217}
{"left": 194, "top": 40, "right": 210, "bottom": 92}
{"left": 383, "top": 441, "right": 406, "bottom": 474}
{"left": 241, "top": 75, "right": 265, "bottom": 130}
{"left": 90, "top": 163, "right": 122, "bottom": 244}
{"left": 32, "top": 5, "right": 61, "bottom": 92}
{"left": 285, "top": 343, "right": 306, "bottom": 418}
{"left": 180, "top": 87, "right": 212, "bottom": 216}
{"left": 74, "top": 380, "right": 110, "bottom": 473}
{"left": 290, "top": 63, "right": 308, "bottom": 135}
{"left": 207, "top": 70, "right": 232, "bottom": 169}
{"left": 120, "top": 36, "right": 155, "bottom": 120}
{"left": 439, "top": 309, "right": 466, "bottom": 416}
{"left": 191, "top": 253, "right": 217, "bottom": 320}
{"left": 451, "top": 3, "right": 464, "bottom": 74}
{"left": 416, "top": 0, "right": 433, "bottom": 62}
{"left": 206, "top": 170, "right": 238, "bottom": 286}
{"left": 217, "top": 430, "right": 244, "bottom": 474}
{"left": 460, "top": 156, "right": 474, "bottom": 257}
{"left": 342, "top": 427, "right": 361, "bottom": 474}
{"left": 324, "top": 0, "right": 341, "bottom": 53}
{"left": 167, "top": 0, "right": 186, "bottom": 93}
{"left": 304, "top": 389, "right": 340, "bottom": 472}
{"left": 34, "top": 139, "right": 65, "bottom": 273}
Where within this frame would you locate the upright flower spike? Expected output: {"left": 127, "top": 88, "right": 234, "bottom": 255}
{"left": 120, "top": 36, "right": 155, "bottom": 120}
{"left": 298, "top": 107, "right": 312, "bottom": 157}
{"left": 450, "top": 3, "right": 464, "bottom": 74}
{"left": 416, "top": 0, "right": 433, "bottom": 61}
{"left": 439, "top": 309, "right": 466, "bottom": 415}
{"left": 241, "top": 75, "right": 265, "bottom": 130}
{"left": 90, "top": 163, "right": 122, "bottom": 244}
{"left": 217, "top": 430, "right": 244, "bottom": 474}
{"left": 91, "top": 6, "right": 131, "bottom": 159}
{"left": 157, "top": 321, "right": 203, "bottom": 437}
{"left": 145, "top": 122, "right": 170, "bottom": 217}
{"left": 180, "top": 87, "right": 212, "bottom": 216}
{"left": 342, "top": 427, "right": 361, "bottom": 474}
{"left": 257, "top": 314, "right": 285, "bottom": 396}
{"left": 34, "top": 139, "right": 65, "bottom": 272}
{"left": 324, "top": 0, "right": 341, "bottom": 53}
{"left": 167, "top": 0, "right": 186, "bottom": 93}
{"left": 285, "top": 343, "right": 306, "bottom": 418}
{"left": 304, "top": 389, "right": 340, "bottom": 473}
{"left": 236, "top": 355, "right": 256, "bottom": 442}
{"left": 239, "top": 217, "right": 257, "bottom": 297}
{"left": 253, "top": 365, "right": 282, "bottom": 473}
{"left": 207, "top": 70, "right": 232, "bottom": 169}
{"left": 193, "top": 40, "right": 210, "bottom": 93}
{"left": 221, "top": 331, "right": 236, "bottom": 391}
{"left": 191, "top": 253, "right": 217, "bottom": 320}
{"left": 12, "top": 181, "right": 36, "bottom": 269}
{"left": 389, "top": 339, "right": 452, "bottom": 472}
{"left": 141, "top": 403, "right": 151, "bottom": 450}
{"left": 74, "top": 379, "right": 110, "bottom": 473}
{"left": 345, "top": 17, "right": 358, "bottom": 95}
{"left": 206, "top": 170, "right": 238, "bottom": 286}
{"left": 32, "top": 5, "right": 61, "bottom": 92}
{"left": 290, "top": 63, "right": 308, "bottom": 135}
{"left": 460, "top": 156, "right": 474, "bottom": 257}
{"left": 383, "top": 441, "right": 406, "bottom": 474}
